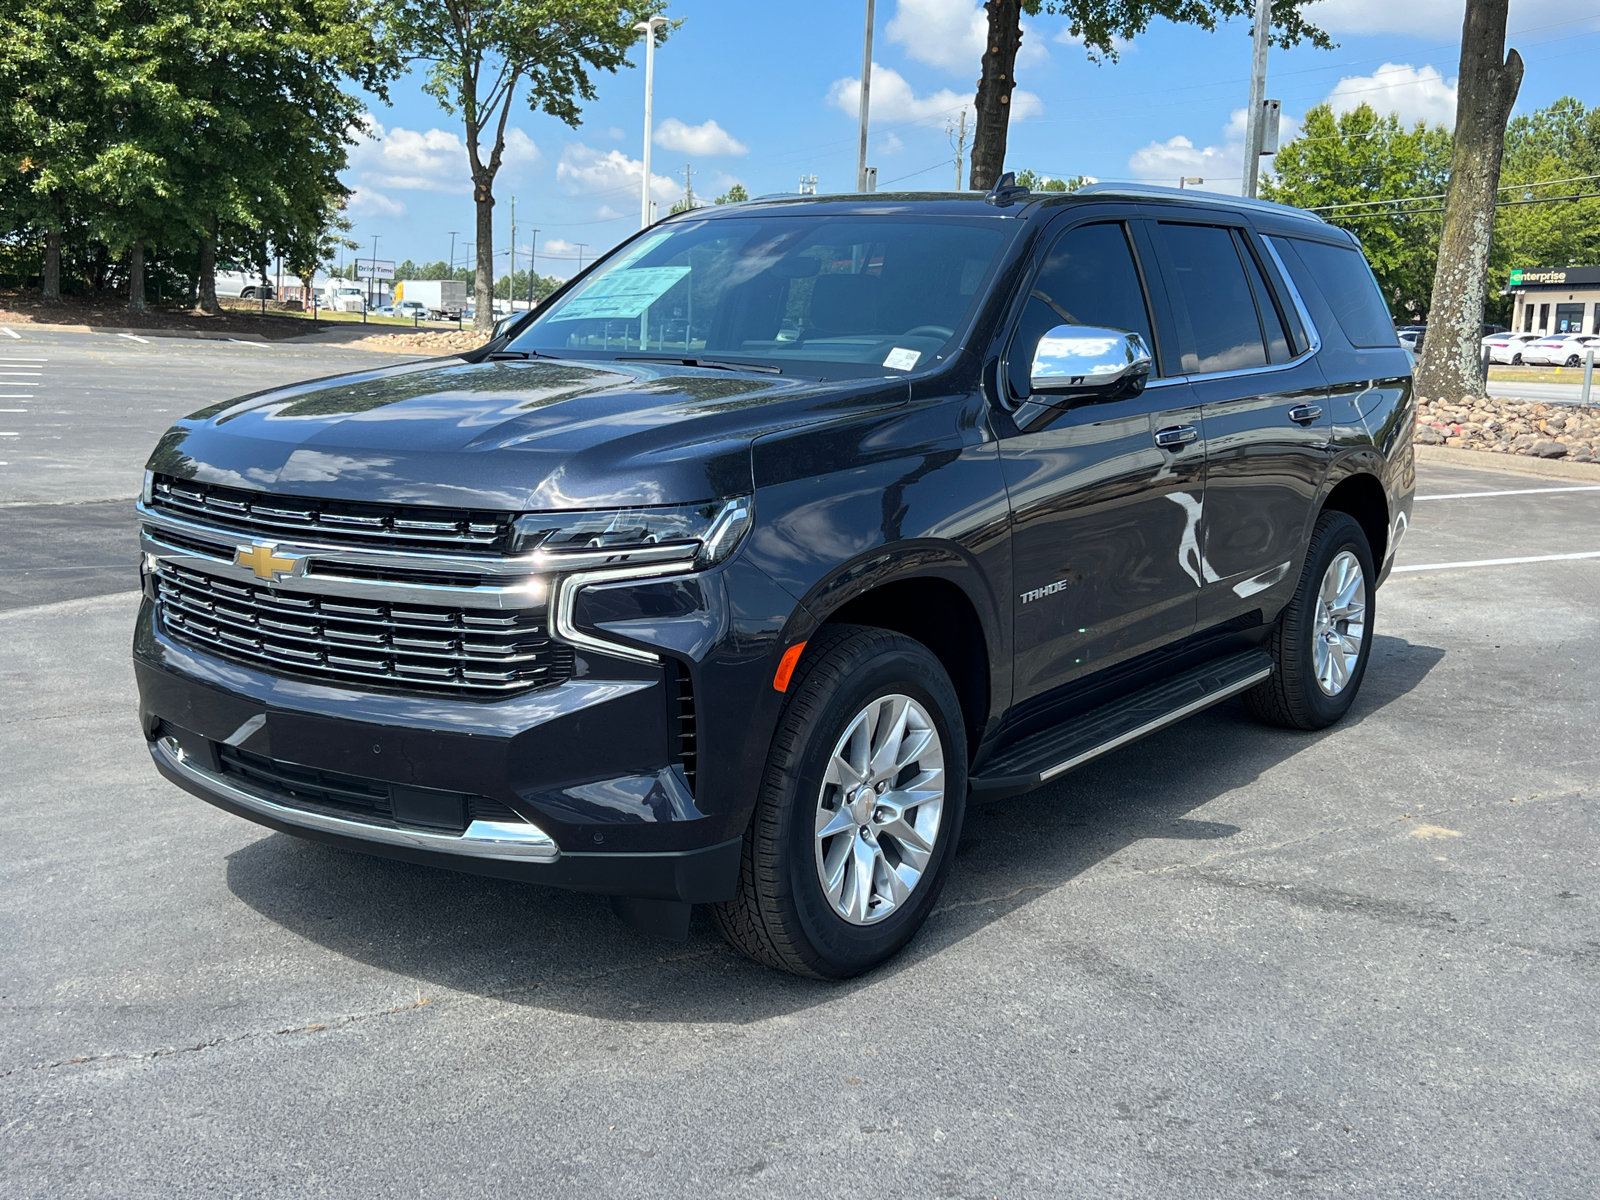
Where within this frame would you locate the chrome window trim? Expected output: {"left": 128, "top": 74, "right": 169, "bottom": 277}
{"left": 1259, "top": 235, "right": 1323, "bottom": 358}
{"left": 153, "top": 736, "right": 560, "bottom": 862}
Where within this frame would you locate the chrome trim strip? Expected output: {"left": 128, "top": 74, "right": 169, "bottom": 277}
{"left": 1259, "top": 236, "right": 1324, "bottom": 358}
{"left": 140, "top": 527, "right": 551, "bottom": 611}
{"left": 551, "top": 560, "right": 698, "bottom": 665}
{"left": 1037, "top": 666, "right": 1272, "bottom": 782}
{"left": 153, "top": 737, "right": 560, "bottom": 862}
{"left": 137, "top": 503, "right": 696, "bottom": 579}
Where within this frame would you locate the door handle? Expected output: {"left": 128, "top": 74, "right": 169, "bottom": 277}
{"left": 1288, "top": 403, "right": 1323, "bottom": 425}
{"left": 1154, "top": 424, "right": 1199, "bottom": 449}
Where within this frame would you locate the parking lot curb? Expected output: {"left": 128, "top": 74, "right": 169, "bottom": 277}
{"left": 1414, "top": 445, "right": 1600, "bottom": 481}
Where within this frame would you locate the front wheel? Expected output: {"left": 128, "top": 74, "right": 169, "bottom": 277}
{"left": 712, "top": 626, "right": 966, "bottom": 978}
{"left": 1245, "top": 511, "right": 1375, "bottom": 731}
{"left": 1512, "top": 353, "right": 1523, "bottom": 365}
{"left": 1567, "top": 354, "right": 1583, "bottom": 367}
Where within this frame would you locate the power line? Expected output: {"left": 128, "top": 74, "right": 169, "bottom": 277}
{"left": 1330, "top": 191, "right": 1600, "bottom": 219}
{"left": 1307, "top": 173, "right": 1600, "bottom": 213}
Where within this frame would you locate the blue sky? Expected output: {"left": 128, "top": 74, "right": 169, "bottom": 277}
{"left": 341, "top": 0, "right": 1600, "bottom": 280}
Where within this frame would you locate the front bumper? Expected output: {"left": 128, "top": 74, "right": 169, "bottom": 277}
{"left": 134, "top": 595, "right": 749, "bottom": 902}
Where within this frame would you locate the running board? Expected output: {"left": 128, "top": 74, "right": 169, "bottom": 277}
{"left": 969, "top": 649, "right": 1274, "bottom": 801}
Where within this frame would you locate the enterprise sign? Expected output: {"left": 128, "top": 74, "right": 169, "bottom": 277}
{"left": 1509, "top": 265, "right": 1600, "bottom": 288}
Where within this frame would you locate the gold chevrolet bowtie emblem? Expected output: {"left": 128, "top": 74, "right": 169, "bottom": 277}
{"left": 235, "top": 542, "right": 298, "bottom": 581}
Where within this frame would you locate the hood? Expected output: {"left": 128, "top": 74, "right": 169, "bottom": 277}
{"left": 148, "top": 356, "right": 902, "bottom": 511}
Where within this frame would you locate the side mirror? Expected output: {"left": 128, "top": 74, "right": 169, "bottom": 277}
{"left": 1029, "top": 326, "right": 1153, "bottom": 402}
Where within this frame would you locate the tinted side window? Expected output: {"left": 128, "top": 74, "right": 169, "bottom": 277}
{"left": 1007, "top": 221, "right": 1156, "bottom": 397}
{"left": 1277, "top": 237, "right": 1398, "bottom": 348}
{"left": 1158, "top": 223, "right": 1267, "bottom": 374}
{"left": 1236, "top": 231, "right": 1292, "bottom": 363}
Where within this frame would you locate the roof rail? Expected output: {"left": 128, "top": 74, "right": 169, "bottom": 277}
{"left": 1073, "top": 181, "right": 1326, "bottom": 224}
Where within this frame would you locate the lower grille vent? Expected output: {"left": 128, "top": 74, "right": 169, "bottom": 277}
{"left": 671, "top": 659, "right": 697, "bottom": 794}
{"left": 217, "top": 745, "right": 523, "bottom": 833}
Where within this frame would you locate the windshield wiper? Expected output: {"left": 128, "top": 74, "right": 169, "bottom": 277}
{"left": 617, "top": 355, "right": 781, "bottom": 375}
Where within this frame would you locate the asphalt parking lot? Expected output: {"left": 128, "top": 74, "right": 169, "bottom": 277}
{"left": 2, "top": 331, "right": 1597, "bottom": 1198}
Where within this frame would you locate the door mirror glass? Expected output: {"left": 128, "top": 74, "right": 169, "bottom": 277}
{"left": 1029, "top": 325, "right": 1153, "bottom": 401}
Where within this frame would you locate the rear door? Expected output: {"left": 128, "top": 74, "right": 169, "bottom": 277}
{"left": 1147, "top": 217, "right": 1331, "bottom": 629}
{"left": 996, "top": 216, "right": 1206, "bottom": 706}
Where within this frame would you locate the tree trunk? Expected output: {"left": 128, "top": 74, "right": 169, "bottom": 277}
{"left": 473, "top": 179, "right": 495, "bottom": 331}
{"left": 968, "top": 0, "right": 1024, "bottom": 191}
{"left": 1414, "top": 0, "right": 1522, "bottom": 401}
{"left": 128, "top": 240, "right": 147, "bottom": 311}
{"left": 42, "top": 229, "right": 62, "bottom": 302}
{"left": 196, "top": 213, "right": 221, "bottom": 315}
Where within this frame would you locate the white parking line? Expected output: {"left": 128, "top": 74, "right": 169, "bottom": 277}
{"left": 0, "top": 327, "right": 18, "bottom": 339}
{"left": 227, "top": 339, "right": 269, "bottom": 349}
{"left": 1394, "top": 550, "right": 1600, "bottom": 573}
{"left": 117, "top": 333, "right": 151, "bottom": 344}
{"left": 1417, "top": 485, "right": 1600, "bottom": 501}
{"left": 0, "top": 395, "right": 34, "bottom": 399}
{"left": 0, "top": 408, "right": 27, "bottom": 412}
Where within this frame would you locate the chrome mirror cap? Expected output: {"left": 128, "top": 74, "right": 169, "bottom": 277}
{"left": 1029, "top": 326, "right": 1153, "bottom": 399}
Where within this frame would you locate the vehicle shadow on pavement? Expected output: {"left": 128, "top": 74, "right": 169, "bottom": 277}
{"left": 223, "top": 635, "right": 1444, "bottom": 1021}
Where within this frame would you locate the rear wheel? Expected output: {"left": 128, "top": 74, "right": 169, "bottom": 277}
{"left": 1512, "top": 353, "right": 1523, "bottom": 365}
{"left": 1567, "top": 354, "right": 1583, "bottom": 367}
{"left": 1245, "top": 511, "right": 1375, "bottom": 731}
{"left": 712, "top": 626, "right": 966, "bottom": 978}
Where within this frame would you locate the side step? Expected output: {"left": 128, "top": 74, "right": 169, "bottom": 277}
{"left": 969, "top": 649, "right": 1273, "bottom": 801}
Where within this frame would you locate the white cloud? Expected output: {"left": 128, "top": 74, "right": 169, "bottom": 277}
{"left": 349, "top": 114, "right": 539, "bottom": 193}
{"left": 880, "top": 131, "right": 906, "bottom": 156}
{"left": 828, "top": 63, "right": 1041, "bottom": 128}
{"left": 1127, "top": 108, "right": 1301, "bottom": 188}
{"left": 607, "top": 126, "right": 627, "bottom": 140}
{"left": 885, "top": 0, "right": 1050, "bottom": 73}
{"left": 654, "top": 118, "right": 748, "bottom": 156}
{"left": 347, "top": 185, "right": 404, "bottom": 216}
{"left": 557, "top": 143, "right": 679, "bottom": 204}
{"left": 1325, "top": 63, "right": 1458, "bottom": 129}
{"left": 1303, "top": 0, "right": 1596, "bottom": 38}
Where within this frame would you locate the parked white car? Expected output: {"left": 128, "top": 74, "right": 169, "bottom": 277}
{"left": 214, "top": 270, "right": 275, "bottom": 300}
{"left": 1483, "top": 331, "right": 1545, "bottom": 365}
{"left": 1520, "top": 334, "right": 1600, "bottom": 367}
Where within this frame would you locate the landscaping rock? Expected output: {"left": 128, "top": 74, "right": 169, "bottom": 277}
{"left": 1530, "top": 440, "right": 1569, "bottom": 458}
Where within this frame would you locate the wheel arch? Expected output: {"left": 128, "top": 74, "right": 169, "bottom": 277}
{"left": 790, "top": 546, "right": 1002, "bottom": 759}
{"left": 1319, "top": 467, "right": 1389, "bottom": 569}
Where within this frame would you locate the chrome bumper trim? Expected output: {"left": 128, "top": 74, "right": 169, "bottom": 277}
{"left": 153, "top": 736, "right": 561, "bottom": 862}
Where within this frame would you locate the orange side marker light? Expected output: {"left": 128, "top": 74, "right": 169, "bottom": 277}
{"left": 772, "top": 641, "right": 808, "bottom": 692}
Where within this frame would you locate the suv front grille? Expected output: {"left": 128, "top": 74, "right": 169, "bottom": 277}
{"left": 150, "top": 476, "right": 512, "bottom": 556}
{"left": 155, "top": 562, "right": 573, "bottom": 696}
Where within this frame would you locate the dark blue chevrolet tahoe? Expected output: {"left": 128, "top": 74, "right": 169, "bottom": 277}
{"left": 134, "top": 181, "right": 1415, "bottom": 977}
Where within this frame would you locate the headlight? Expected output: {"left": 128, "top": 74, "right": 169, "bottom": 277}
{"left": 511, "top": 497, "right": 752, "bottom": 568}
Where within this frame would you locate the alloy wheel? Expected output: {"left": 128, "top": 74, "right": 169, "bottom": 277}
{"left": 813, "top": 693, "right": 945, "bottom": 925}
{"left": 1312, "top": 550, "right": 1367, "bottom": 696}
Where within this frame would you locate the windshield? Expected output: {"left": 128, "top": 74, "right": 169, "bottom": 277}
{"left": 508, "top": 214, "right": 1010, "bottom": 377}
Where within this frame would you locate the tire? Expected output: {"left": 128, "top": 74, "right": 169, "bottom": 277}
{"left": 1567, "top": 354, "right": 1582, "bottom": 367}
{"left": 1245, "top": 511, "right": 1375, "bottom": 731}
{"left": 1512, "top": 353, "right": 1522, "bottom": 365}
{"left": 711, "top": 625, "right": 967, "bottom": 979}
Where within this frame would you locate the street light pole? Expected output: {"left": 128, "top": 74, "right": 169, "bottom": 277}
{"left": 635, "top": 16, "right": 669, "bottom": 229}
{"left": 368, "top": 234, "right": 379, "bottom": 318}
{"left": 1240, "top": 0, "right": 1271, "bottom": 198}
{"left": 856, "top": 0, "right": 876, "bottom": 192}
{"left": 509, "top": 195, "right": 516, "bottom": 311}
{"left": 527, "top": 228, "right": 539, "bottom": 309}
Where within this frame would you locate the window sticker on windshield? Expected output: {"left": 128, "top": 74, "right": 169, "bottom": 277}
{"left": 884, "top": 347, "right": 922, "bottom": 371}
{"left": 545, "top": 266, "right": 690, "bottom": 322}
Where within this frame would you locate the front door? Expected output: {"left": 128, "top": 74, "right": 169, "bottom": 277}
{"left": 995, "top": 219, "right": 1205, "bottom": 706}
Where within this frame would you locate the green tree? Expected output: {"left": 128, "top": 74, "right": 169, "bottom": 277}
{"left": 714, "top": 182, "right": 749, "bottom": 204}
{"left": 1489, "top": 96, "right": 1600, "bottom": 320}
{"left": 385, "top": 0, "right": 668, "bottom": 328}
{"left": 969, "top": 0, "right": 1331, "bottom": 190}
{"left": 1262, "top": 103, "right": 1452, "bottom": 321}
{"left": 1013, "top": 169, "right": 1088, "bottom": 192}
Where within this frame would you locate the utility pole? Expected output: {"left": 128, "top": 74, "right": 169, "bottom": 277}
{"left": 681, "top": 163, "right": 696, "bottom": 210}
{"left": 1240, "top": 0, "right": 1271, "bottom": 198}
{"left": 635, "top": 15, "right": 669, "bottom": 229}
{"left": 527, "top": 228, "right": 539, "bottom": 309}
{"left": 369, "top": 234, "right": 379, "bottom": 309}
{"left": 509, "top": 196, "right": 516, "bottom": 308}
{"left": 447, "top": 231, "right": 458, "bottom": 277}
{"left": 948, "top": 109, "right": 970, "bottom": 190}
{"left": 576, "top": 244, "right": 588, "bottom": 274}
{"left": 856, "top": 0, "right": 876, "bottom": 192}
